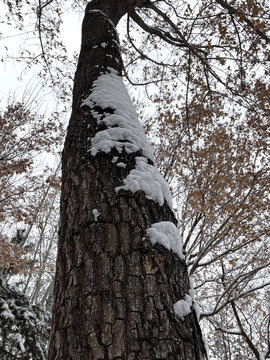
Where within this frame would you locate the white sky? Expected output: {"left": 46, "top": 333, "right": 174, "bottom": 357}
{"left": 0, "top": 6, "right": 82, "bottom": 109}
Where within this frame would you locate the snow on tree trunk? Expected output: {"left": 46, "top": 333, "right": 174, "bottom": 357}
{"left": 48, "top": 1, "right": 206, "bottom": 359}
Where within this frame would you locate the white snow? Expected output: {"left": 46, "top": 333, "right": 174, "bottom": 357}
{"left": 173, "top": 294, "right": 193, "bottom": 320}
{"left": 116, "top": 162, "right": 126, "bottom": 168}
{"left": 13, "top": 333, "right": 25, "bottom": 352}
{"left": 90, "top": 110, "right": 103, "bottom": 121}
{"left": 189, "top": 277, "right": 200, "bottom": 320}
{"left": 81, "top": 72, "right": 154, "bottom": 162}
{"left": 1, "top": 302, "right": 15, "bottom": 320}
{"left": 92, "top": 208, "right": 100, "bottom": 222}
{"left": 173, "top": 276, "right": 202, "bottom": 323}
{"left": 82, "top": 71, "right": 175, "bottom": 211}
{"left": 146, "top": 221, "right": 184, "bottom": 259}
{"left": 89, "top": 9, "right": 107, "bottom": 17}
{"left": 116, "top": 157, "right": 173, "bottom": 209}
{"left": 23, "top": 310, "right": 35, "bottom": 319}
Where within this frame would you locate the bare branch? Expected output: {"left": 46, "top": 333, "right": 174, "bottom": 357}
{"left": 214, "top": 0, "right": 270, "bottom": 44}
{"left": 129, "top": 9, "right": 187, "bottom": 48}
{"left": 231, "top": 300, "right": 261, "bottom": 359}
{"left": 200, "top": 269, "right": 270, "bottom": 318}
{"left": 40, "top": 0, "right": 55, "bottom": 10}
{"left": 37, "top": 0, "right": 54, "bottom": 81}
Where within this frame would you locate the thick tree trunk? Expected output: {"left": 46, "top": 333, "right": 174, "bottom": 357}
{"left": 48, "top": 1, "right": 206, "bottom": 359}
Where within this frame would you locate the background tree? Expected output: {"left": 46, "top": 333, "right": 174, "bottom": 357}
{"left": 0, "top": 97, "right": 62, "bottom": 358}
{"left": 0, "top": 277, "right": 50, "bottom": 360}
{"left": 151, "top": 104, "right": 270, "bottom": 358}
{"left": 0, "top": 170, "right": 60, "bottom": 359}
{"left": 0, "top": 101, "right": 62, "bottom": 226}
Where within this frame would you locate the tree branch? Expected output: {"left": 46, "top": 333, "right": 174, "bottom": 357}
{"left": 129, "top": 9, "right": 186, "bottom": 47}
{"left": 231, "top": 300, "right": 261, "bottom": 359}
{"left": 214, "top": 0, "right": 270, "bottom": 44}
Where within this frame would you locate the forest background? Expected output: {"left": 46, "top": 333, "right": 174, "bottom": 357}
{"left": 0, "top": 0, "right": 269, "bottom": 359}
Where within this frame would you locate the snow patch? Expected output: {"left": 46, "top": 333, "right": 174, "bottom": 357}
{"left": 92, "top": 209, "right": 100, "bottom": 222}
{"left": 23, "top": 310, "right": 35, "bottom": 319}
{"left": 189, "top": 277, "right": 200, "bottom": 321}
{"left": 1, "top": 302, "right": 15, "bottom": 320}
{"left": 173, "top": 282, "right": 202, "bottom": 323}
{"left": 116, "top": 162, "right": 126, "bottom": 168}
{"left": 89, "top": 9, "right": 107, "bottom": 17}
{"left": 182, "top": 278, "right": 209, "bottom": 357}
{"left": 173, "top": 295, "right": 193, "bottom": 320}
{"left": 116, "top": 157, "right": 173, "bottom": 210}
{"left": 13, "top": 333, "right": 25, "bottom": 352}
{"left": 90, "top": 110, "right": 103, "bottom": 121}
{"left": 81, "top": 72, "right": 154, "bottom": 162}
{"left": 146, "top": 221, "right": 184, "bottom": 259}
{"left": 82, "top": 71, "right": 175, "bottom": 211}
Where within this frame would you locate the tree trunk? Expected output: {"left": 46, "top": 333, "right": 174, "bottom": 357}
{"left": 48, "top": 1, "right": 206, "bottom": 359}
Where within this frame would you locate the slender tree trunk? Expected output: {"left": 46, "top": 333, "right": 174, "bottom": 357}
{"left": 48, "top": 1, "right": 206, "bottom": 359}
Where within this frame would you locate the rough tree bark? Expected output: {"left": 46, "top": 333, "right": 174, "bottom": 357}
{"left": 48, "top": 1, "right": 206, "bottom": 359}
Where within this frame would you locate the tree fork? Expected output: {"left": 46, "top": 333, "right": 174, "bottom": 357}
{"left": 48, "top": 1, "right": 206, "bottom": 359}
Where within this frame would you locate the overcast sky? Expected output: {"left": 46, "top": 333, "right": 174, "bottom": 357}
{"left": 0, "top": 7, "right": 81, "bottom": 107}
